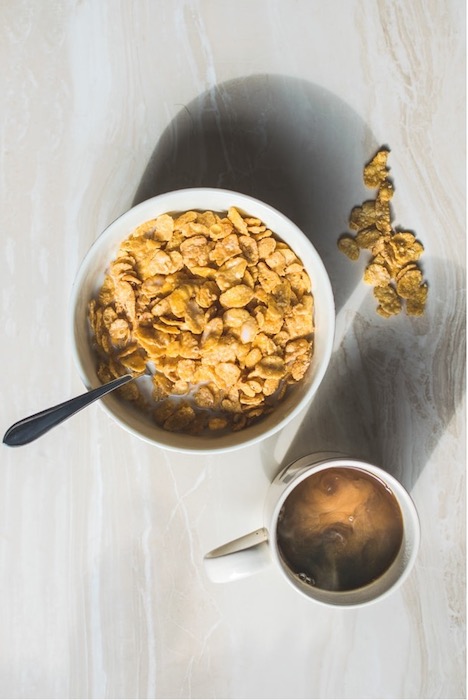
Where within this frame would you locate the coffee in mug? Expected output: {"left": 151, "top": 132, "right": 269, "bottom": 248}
{"left": 276, "top": 467, "right": 403, "bottom": 592}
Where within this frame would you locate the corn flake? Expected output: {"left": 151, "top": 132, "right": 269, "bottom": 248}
{"left": 338, "top": 235, "right": 360, "bottom": 260}
{"left": 363, "top": 148, "right": 390, "bottom": 188}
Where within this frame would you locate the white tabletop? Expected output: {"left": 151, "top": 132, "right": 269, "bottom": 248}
{"left": 1, "top": 1, "right": 465, "bottom": 698}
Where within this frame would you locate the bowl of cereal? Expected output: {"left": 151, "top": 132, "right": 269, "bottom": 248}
{"left": 71, "top": 188, "right": 335, "bottom": 452}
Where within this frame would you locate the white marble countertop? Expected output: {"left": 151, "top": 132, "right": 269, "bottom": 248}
{"left": 0, "top": 1, "right": 465, "bottom": 698}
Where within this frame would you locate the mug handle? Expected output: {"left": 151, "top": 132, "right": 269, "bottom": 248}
{"left": 204, "top": 527, "right": 271, "bottom": 582}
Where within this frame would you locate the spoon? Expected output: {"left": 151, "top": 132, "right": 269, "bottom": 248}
{"left": 3, "top": 374, "right": 135, "bottom": 446}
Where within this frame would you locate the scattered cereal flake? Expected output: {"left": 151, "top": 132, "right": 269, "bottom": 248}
{"left": 265, "top": 251, "right": 286, "bottom": 275}
{"left": 355, "top": 227, "right": 381, "bottom": 251}
{"left": 349, "top": 201, "right": 376, "bottom": 231}
{"left": 223, "top": 308, "right": 251, "bottom": 328}
{"left": 338, "top": 235, "right": 360, "bottom": 260}
{"left": 389, "top": 232, "right": 424, "bottom": 264}
{"left": 375, "top": 196, "right": 392, "bottom": 234}
{"left": 244, "top": 347, "right": 263, "bottom": 369}
{"left": 363, "top": 262, "right": 391, "bottom": 287}
{"left": 395, "top": 262, "right": 418, "bottom": 281}
{"left": 144, "top": 249, "right": 175, "bottom": 276}
{"left": 182, "top": 300, "right": 205, "bottom": 334}
{"left": 363, "top": 148, "right": 390, "bottom": 188}
{"left": 98, "top": 276, "right": 115, "bottom": 306}
{"left": 377, "top": 179, "right": 394, "bottom": 202}
{"left": 289, "top": 357, "right": 311, "bottom": 381}
{"left": 373, "top": 284, "right": 402, "bottom": 317}
{"left": 406, "top": 283, "right": 428, "bottom": 316}
{"left": 396, "top": 268, "right": 423, "bottom": 299}
{"left": 172, "top": 379, "right": 190, "bottom": 395}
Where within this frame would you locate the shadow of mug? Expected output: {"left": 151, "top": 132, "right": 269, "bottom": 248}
{"left": 277, "top": 256, "right": 466, "bottom": 492}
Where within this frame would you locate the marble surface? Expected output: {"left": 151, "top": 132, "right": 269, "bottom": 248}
{"left": 0, "top": 0, "right": 465, "bottom": 697}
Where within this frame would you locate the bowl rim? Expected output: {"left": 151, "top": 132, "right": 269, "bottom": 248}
{"left": 69, "top": 187, "right": 336, "bottom": 453}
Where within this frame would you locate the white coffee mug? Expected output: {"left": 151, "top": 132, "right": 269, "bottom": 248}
{"left": 204, "top": 452, "right": 420, "bottom": 607}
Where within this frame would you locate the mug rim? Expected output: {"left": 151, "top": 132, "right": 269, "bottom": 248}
{"left": 267, "top": 456, "right": 420, "bottom": 607}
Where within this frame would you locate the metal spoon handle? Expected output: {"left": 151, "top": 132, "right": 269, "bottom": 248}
{"left": 3, "top": 374, "right": 134, "bottom": 447}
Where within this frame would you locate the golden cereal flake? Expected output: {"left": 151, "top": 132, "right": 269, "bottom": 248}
{"left": 349, "top": 201, "right": 376, "bottom": 231}
{"left": 258, "top": 236, "right": 276, "bottom": 260}
{"left": 355, "top": 228, "right": 381, "bottom": 251}
{"left": 337, "top": 235, "right": 360, "bottom": 260}
{"left": 363, "top": 148, "right": 390, "bottom": 188}
{"left": 406, "top": 283, "right": 428, "bottom": 316}
{"left": 363, "top": 263, "right": 391, "bottom": 287}
{"left": 163, "top": 404, "right": 196, "bottom": 432}
{"left": 377, "top": 179, "right": 394, "bottom": 202}
{"left": 215, "top": 257, "right": 248, "bottom": 291}
{"left": 215, "top": 362, "right": 242, "bottom": 388}
{"left": 254, "top": 355, "right": 286, "bottom": 380}
{"left": 180, "top": 235, "right": 211, "bottom": 268}
{"left": 219, "top": 284, "right": 254, "bottom": 308}
{"left": 153, "top": 214, "right": 174, "bottom": 241}
{"left": 396, "top": 268, "right": 423, "bottom": 299}
{"left": 373, "top": 284, "right": 402, "bottom": 317}
{"left": 119, "top": 350, "right": 147, "bottom": 374}
{"left": 375, "top": 196, "right": 392, "bottom": 234}
{"left": 227, "top": 206, "right": 249, "bottom": 235}
{"left": 210, "top": 233, "right": 242, "bottom": 266}
{"left": 208, "top": 417, "right": 228, "bottom": 431}
{"left": 389, "top": 232, "right": 424, "bottom": 264}
{"left": 152, "top": 374, "right": 174, "bottom": 401}
{"left": 194, "top": 385, "right": 216, "bottom": 408}
{"left": 239, "top": 235, "right": 259, "bottom": 265}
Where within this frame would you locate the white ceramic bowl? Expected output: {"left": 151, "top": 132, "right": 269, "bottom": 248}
{"left": 70, "top": 188, "right": 335, "bottom": 453}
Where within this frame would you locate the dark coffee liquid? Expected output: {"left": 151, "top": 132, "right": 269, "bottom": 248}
{"left": 276, "top": 467, "right": 404, "bottom": 591}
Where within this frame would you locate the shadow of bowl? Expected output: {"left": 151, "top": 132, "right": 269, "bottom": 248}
{"left": 133, "top": 74, "right": 376, "bottom": 314}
